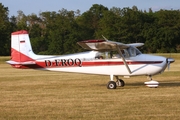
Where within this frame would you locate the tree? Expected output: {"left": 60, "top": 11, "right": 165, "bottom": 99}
{"left": 16, "top": 10, "right": 28, "bottom": 30}
{"left": 1, "top": 3, "right": 180, "bottom": 55}
{"left": 117, "top": 7, "right": 144, "bottom": 43}
{"left": 0, "top": 3, "right": 11, "bottom": 55}
{"left": 96, "top": 9, "right": 121, "bottom": 40}
{"left": 76, "top": 4, "right": 109, "bottom": 39}
{"left": 40, "top": 9, "right": 82, "bottom": 55}
{"left": 26, "top": 14, "right": 46, "bottom": 54}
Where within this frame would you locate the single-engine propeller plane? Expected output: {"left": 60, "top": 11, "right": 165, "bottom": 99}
{"left": 7, "top": 30, "right": 175, "bottom": 89}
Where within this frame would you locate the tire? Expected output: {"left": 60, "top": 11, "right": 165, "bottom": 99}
{"left": 116, "top": 79, "right": 125, "bottom": 87}
{"left": 107, "top": 81, "right": 117, "bottom": 89}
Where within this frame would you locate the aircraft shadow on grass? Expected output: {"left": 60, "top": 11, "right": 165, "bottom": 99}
{"left": 158, "top": 81, "right": 180, "bottom": 87}
{"left": 97, "top": 80, "right": 180, "bottom": 88}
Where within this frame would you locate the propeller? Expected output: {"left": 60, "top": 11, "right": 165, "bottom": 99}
{"left": 166, "top": 58, "right": 175, "bottom": 70}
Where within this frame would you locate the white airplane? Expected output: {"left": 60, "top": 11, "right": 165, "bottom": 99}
{"left": 7, "top": 30, "right": 175, "bottom": 89}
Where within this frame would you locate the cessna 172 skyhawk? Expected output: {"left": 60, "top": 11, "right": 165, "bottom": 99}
{"left": 7, "top": 30, "right": 175, "bottom": 89}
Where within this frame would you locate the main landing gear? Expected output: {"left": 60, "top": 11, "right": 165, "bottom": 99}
{"left": 107, "top": 75, "right": 125, "bottom": 89}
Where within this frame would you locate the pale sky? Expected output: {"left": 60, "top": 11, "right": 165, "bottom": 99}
{"left": 1, "top": 0, "right": 180, "bottom": 16}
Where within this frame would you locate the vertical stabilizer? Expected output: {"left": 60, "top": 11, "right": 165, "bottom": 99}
{"left": 11, "top": 30, "right": 35, "bottom": 62}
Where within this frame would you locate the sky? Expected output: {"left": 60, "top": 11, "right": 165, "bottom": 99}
{"left": 1, "top": 0, "right": 180, "bottom": 16}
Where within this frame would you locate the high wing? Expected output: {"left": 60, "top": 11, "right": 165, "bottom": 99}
{"left": 77, "top": 39, "right": 144, "bottom": 74}
{"left": 77, "top": 40, "right": 144, "bottom": 51}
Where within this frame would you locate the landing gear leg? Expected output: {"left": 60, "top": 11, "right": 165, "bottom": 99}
{"left": 107, "top": 75, "right": 116, "bottom": 89}
{"left": 148, "top": 75, "right": 153, "bottom": 81}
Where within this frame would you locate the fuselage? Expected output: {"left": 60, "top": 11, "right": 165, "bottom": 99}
{"left": 11, "top": 51, "right": 167, "bottom": 76}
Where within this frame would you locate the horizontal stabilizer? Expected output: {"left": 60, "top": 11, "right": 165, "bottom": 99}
{"left": 6, "top": 60, "right": 36, "bottom": 65}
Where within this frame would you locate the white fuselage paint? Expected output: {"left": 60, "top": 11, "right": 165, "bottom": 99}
{"left": 35, "top": 52, "right": 167, "bottom": 76}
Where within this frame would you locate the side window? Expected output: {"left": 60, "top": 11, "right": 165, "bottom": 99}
{"left": 95, "top": 52, "right": 111, "bottom": 59}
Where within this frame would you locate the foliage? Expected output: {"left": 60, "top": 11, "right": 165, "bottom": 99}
{"left": 0, "top": 3, "right": 11, "bottom": 55}
{"left": 1, "top": 3, "right": 180, "bottom": 55}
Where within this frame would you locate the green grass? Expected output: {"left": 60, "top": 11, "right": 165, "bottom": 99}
{"left": 0, "top": 55, "right": 180, "bottom": 120}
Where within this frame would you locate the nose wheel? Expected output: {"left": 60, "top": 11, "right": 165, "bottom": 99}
{"left": 144, "top": 75, "right": 159, "bottom": 88}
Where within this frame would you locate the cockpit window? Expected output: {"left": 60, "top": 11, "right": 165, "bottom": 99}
{"left": 94, "top": 46, "right": 142, "bottom": 60}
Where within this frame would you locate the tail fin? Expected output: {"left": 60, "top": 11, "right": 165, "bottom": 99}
{"left": 7, "top": 30, "right": 36, "bottom": 66}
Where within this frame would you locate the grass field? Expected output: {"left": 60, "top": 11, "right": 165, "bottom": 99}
{"left": 0, "top": 54, "right": 180, "bottom": 120}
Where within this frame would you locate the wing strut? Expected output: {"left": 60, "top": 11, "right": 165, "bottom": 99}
{"left": 116, "top": 45, "right": 132, "bottom": 74}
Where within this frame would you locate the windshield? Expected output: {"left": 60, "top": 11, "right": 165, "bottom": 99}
{"left": 127, "top": 46, "right": 141, "bottom": 57}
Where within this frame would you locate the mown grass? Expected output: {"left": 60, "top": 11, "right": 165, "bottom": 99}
{"left": 0, "top": 56, "right": 10, "bottom": 63}
{"left": 0, "top": 54, "right": 180, "bottom": 120}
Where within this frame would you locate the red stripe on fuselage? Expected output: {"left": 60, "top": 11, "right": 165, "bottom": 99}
{"left": 13, "top": 60, "right": 163, "bottom": 69}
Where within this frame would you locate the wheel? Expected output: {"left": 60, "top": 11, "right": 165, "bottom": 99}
{"left": 116, "top": 79, "right": 125, "bottom": 87}
{"left": 107, "top": 81, "right": 117, "bottom": 89}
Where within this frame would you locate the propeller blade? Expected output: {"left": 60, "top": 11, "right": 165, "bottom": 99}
{"left": 167, "top": 61, "right": 170, "bottom": 70}
{"left": 166, "top": 58, "right": 175, "bottom": 70}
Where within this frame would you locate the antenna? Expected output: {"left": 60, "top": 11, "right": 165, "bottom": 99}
{"left": 102, "top": 35, "right": 108, "bottom": 41}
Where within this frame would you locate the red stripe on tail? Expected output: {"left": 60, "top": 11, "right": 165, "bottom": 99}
{"left": 11, "top": 48, "right": 34, "bottom": 62}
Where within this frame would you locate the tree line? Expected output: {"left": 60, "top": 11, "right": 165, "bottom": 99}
{"left": 0, "top": 3, "right": 180, "bottom": 56}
